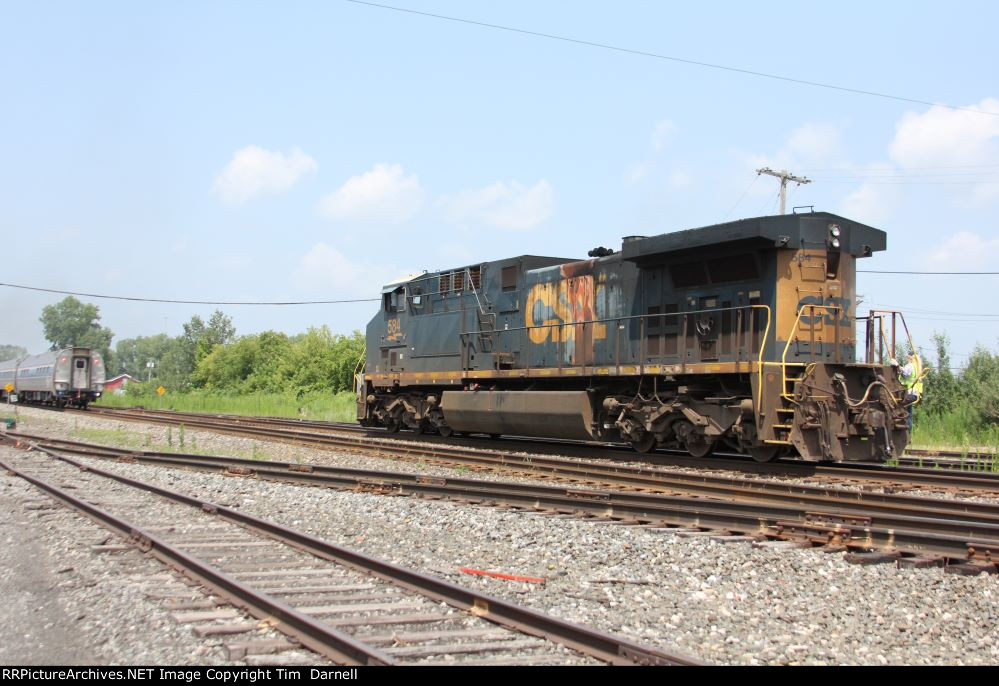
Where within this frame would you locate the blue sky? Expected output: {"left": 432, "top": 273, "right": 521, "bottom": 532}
{"left": 2, "top": 1, "right": 997, "bottom": 368}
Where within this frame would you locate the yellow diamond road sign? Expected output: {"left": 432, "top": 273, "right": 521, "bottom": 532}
{"left": 156, "top": 386, "right": 166, "bottom": 396}
{"left": 4, "top": 384, "right": 12, "bottom": 393}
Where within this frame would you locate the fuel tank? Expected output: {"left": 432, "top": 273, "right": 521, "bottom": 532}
{"left": 441, "top": 390, "right": 596, "bottom": 441}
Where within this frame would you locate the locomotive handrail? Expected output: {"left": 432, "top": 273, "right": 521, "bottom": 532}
{"left": 463, "top": 267, "right": 491, "bottom": 317}
{"left": 862, "top": 309, "right": 914, "bottom": 365}
{"left": 459, "top": 303, "right": 772, "bottom": 379}
{"left": 755, "top": 304, "right": 772, "bottom": 417}
{"left": 779, "top": 304, "right": 844, "bottom": 402}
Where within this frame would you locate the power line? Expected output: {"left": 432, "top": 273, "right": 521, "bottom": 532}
{"left": 813, "top": 179, "right": 999, "bottom": 186}
{"left": 797, "top": 163, "right": 999, "bottom": 172}
{"left": 343, "top": 0, "right": 999, "bottom": 118}
{"left": 721, "top": 174, "right": 759, "bottom": 222}
{"left": 812, "top": 171, "right": 999, "bottom": 178}
{"left": 873, "top": 305, "right": 999, "bottom": 318}
{"left": 859, "top": 270, "right": 999, "bottom": 275}
{"left": 0, "top": 282, "right": 379, "bottom": 306}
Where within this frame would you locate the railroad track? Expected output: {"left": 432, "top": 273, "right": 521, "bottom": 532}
{"left": 0, "top": 437, "right": 698, "bottom": 666}
{"left": 64, "top": 407, "right": 999, "bottom": 495}
{"left": 81, "top": 407, "right": 999, "bottom": 466}
{"left": 7, "top": 432, "right": 999, "bottom": 573}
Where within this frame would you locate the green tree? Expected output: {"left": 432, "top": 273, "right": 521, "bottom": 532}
{"left": 0, "top": 344, "right": 28, "bottom": 362}
{"left": 921, "top": 332, "right": 959, "bottom": 418}
{"left": 39, "top": 296, "right": 114, "bottom": 366}
{"left": 164, "top": 310, "right": 237, "bottom": 389}
{"left": 198, "top": 310, "right": 236, "bottom": 361}
{"left": 115, "top": 334, "right": 176, "bottom": 380}
{"left": 963, "top": 346, "right": 999, "bottom": 425}
{"left": 192, "top": 330, "right": 292, "bottom": 392}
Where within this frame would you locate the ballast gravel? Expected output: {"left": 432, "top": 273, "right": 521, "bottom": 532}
{"left": 3, "top": 406, "right": 998, "bottom": 665}
{"left": 0, "top": 445, "right": 327, "bottom": 666}
{"left": 6, "top": 405, "right": 998, "bottom": 505}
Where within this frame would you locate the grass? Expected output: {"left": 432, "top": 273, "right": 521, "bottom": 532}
{"left": 70, "top": 425, "right": 275, "bottom": 461}
{"left": 911, "top": 408, "right": 999, "bottom": 454}
{"left": 95, "top": 390, "right": 358, "bottom": 423}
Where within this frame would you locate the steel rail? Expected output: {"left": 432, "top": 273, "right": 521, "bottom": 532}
{"left": 8, "top": 434, "right": 999, "bottom": 567}
{"left": 57, "top": 406, "right": 999, "bottom": 469}
{"left": 68, "top": 408, "right": 999, "bottom": 493}
{"left": 2, "top": 440, "right": 701, "bottom": 666}
{"left": 16, "top": 432, "right": 999, "bottom": 525}
{"left": 0, "top": 456, "right": 396, "bottom": 665}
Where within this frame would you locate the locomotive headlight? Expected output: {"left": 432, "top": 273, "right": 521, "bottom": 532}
{"left": 829, "top": 224, "right": 841, "bottom": 237}
{"left": 831, "top": 237, "right": 841, "bottom": 249}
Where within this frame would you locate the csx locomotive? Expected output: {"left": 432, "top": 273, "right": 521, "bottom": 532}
{"left": 0, "top": 347, "right": 106, "bottom": 408}
{"left": 357, "top": 212, "right": 912, "bottom": 462}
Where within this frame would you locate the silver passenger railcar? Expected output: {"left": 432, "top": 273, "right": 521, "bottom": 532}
{"left": 0, "top": 347, "right": 106, "bottom": 407}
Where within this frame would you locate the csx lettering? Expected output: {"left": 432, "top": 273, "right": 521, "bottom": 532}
{"left": 797, "top": 296, "right": 852, "bottom": 326}
{"left": 524, "top": 277, "right": 606, "bottom": 344}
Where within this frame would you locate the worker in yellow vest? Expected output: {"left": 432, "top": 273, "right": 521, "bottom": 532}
{"left": 898, "top": 352, "right": 923, "bottom": 431}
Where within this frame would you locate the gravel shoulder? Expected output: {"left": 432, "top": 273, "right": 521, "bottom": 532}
{"left": 2, "top": 406, "right": 997, "bottom": 665}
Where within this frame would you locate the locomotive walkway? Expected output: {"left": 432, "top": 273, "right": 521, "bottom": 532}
{"left": 0, "top": 437, "right": 697, "bottom": 666}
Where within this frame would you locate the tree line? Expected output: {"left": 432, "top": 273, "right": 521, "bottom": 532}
{"left": 2, "top": 296, "right": 363, "bottom": 396}
{"left": 4, "top": 297, "right": 997, "bottom": 442}
{"left": 917, "top": 333, "right": 999, "bottom": 442}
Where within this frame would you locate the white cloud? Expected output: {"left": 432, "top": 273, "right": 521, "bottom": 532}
{"left": 212, "top": 146, "right": 317, "bottom": 205}
{"left": 295, "top": 243, "right": 401, "bottom": 295}
{"left": 317, "top": 163, "right": 424, "bottom": 224}
{"left": 925, "top": 231, "right": 999, "bottom": 271}
{"left": 891, "top": 98, "right": 999, "bottom": 167}
{"left": 784, "top": 122, "right": 843, "bottom": 162}
{"left": 837, "top": 163, "right": 900, "bottom": 226}
{"left": 652, "top": 119, "right": 675, "bottom": 152}
{"left": 751, "top": 122, "right": 845, "bottom": 171}
{"left": 439, "top": 179, "right": 553, "bottom": 231}
{"left": 890, "top": 97, "right": 999, "bottom": 202}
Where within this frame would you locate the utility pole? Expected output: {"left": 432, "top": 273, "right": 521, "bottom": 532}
{"left": 755, "top": 167, "right": 811, "bottom": 215}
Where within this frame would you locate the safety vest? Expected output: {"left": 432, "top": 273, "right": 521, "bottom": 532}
{"left": 903, "top": 355, "right": 924, "bottom": 395}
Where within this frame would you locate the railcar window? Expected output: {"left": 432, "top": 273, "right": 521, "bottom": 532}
{"left": 670, "top": 261, "right": 709, "bottom": 288}
{"left": 410, "top": 286, "right": 425, "bottom": 314}
{"left": 706, "top": 254, "right": 758, "bottom": 283}
{"left": 501, "top": 266, "right": 519, "bottom": 292}
{"left": 76, "top": 360, "right": 85, "bottom": 368}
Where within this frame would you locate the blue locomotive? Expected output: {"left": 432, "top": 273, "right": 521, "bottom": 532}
{"left": 358, "top": 212, "right": 911, "bottom": 462}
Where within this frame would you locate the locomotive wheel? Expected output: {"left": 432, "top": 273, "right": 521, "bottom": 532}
{"left": 384, "top": 418, "right": 402, "bottom": 433}
{"left": 438, "top": 425, "right": 454, "bottom": 438}
{"left": 629, "top": 433, "right": 657, "bottom": 453}
{"left": 685, "top": 435, "right": 715, "bottom": 459}
{"left": 750, "top": 446, "right": 782, "bottom": 463}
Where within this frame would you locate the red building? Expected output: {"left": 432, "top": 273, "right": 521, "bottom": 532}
{"left": 104, "top": 374, "right": 138, "bottom": 394}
